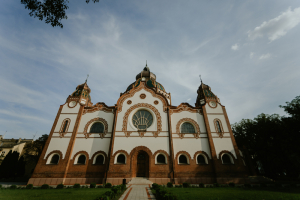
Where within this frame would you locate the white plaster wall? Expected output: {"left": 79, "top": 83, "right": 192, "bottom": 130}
{"left": 205, "top": 103, "right": 223, "bottom": 114}
{"left": 54, "top": 114, "right": 78, "bottom": 132}
{"left": 44, "top": 138, "right": 70, "bottom": 159}
{"left": 173, "top": 138, "right": 211, "bottom": 159}
{"left": 213, "top": 138, "right": 237, "bottom": 159}
{"left": 114, "top": 132, "right": 169, "bottom": 136}
{"left": 171, "top": 112, "right": 206, "bottom": 133}
{"left": 207, "top": 115, "right": 229, "bottom": 133}
{"left": 112, "top": 137, "right": 170, "bottom": 155}
{"left": 78, "top": 111, "right": 115, "bottom": 133}
{"left": 116, "top": 89, "right": 168, "bottom": 132}
{"left": 61, "top": 103, "right": 80, "bottom": 114}
{"left": 71, "top": 138, "right": 111, "bottom": 158}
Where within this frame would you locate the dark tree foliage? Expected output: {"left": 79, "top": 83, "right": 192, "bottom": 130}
{"left": 0, "top": 151, "right": 20, "bottom": 178}
{"left": 232, "top": 96, "right": 300, "bottom": 179}
{"left": 20, "top": 0, "right": 99, "bottom": 28}
{"left": 23, "top": 134, "right": 49, "bottom": 163}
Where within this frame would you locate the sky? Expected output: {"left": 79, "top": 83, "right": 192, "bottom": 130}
{"left": 0, "top": 0, "right": 300, "bottom": 140}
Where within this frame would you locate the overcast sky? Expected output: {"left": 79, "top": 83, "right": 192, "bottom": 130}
{"left": 0, "top": 1, "right": 299, "bottom": 139}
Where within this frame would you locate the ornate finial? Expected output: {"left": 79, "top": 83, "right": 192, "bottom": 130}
{"left": 146, "top": 60, "right": 147, "bottom": 67}
{"left": 85, "top": 74, "right": 89, "bottom": 83}
{"left": 199, "top": 75, "right": 202, "bottom": 83}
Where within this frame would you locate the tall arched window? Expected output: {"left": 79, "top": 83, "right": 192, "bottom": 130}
{"left": 132, "top": 110, "right": 153, "bottom": 130}
{"left": 90, "top": 122, "right": 104, "bottom": 133}
{"left": 77, "top": 155, "right": 86, "bottom": 164}
{"left": 95, "top": 155, "right": 104, "bottom": 165}
{"left": 181, "top": 122, "right": 195, "bottom": 133}
{"left": 117, "top": 154, "right": 126, "bottom": 164}
{"left": 179, "top": 155, "right": 188, "bottom": 164}
{"left": 216, "top": 121, "right": 222, "bottom": 133}
{"left": 222, "top": 154, "right": 232, "bottom": 164}
{"left": 62, "top": 120, "right": 68, "bottom": 133}
{"left": 157, "top": 154, "right": 166, "bottom": 164}
{"left": 50, "top": 154, "right": 59, "bottom": 164}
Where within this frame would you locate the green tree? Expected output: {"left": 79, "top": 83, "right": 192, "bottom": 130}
{"left": 23, "top": 134, "right": 49, "bottom": 163}
{"left": 232, "top": 96, "right": 300, "bottom": 179}
{"left": 21, "top": 0, "right": 99, "bottom": 28}
{"left": 0, "top": 150, "right": 20, "bottom": 179}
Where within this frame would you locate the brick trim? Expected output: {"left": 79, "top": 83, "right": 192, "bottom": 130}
{"left": 83, "top": 102, "right": 115, "bottom": 114}
{"left": 193, "top": 151, "right": 211, "bottom": 162}
{"left": 153, "top": 150, "right": 170, "bottom": 164}
{"left": 169, "top": 103, "right": 202, "bottom": 115}
{"left": 83, "top": 117, "right": 108, "bottom": 139}
{"left": 90, "top": 151, "right": 108, "bottom": 165}
{"left": 112, "top": 150, "right": 130, "bottom": 164}
{"left": 122, "top": 103, "right": 162, "bottom": 134}
{"left": 45, "top": 150, "right": 63, "bottom": 164}
{"left": 218, "top": 150, "right": 236, "bottom": 161}
{"left": 59, "top": 118, "right": 71, "bottom": 138}
{"left": 72, "top": 150, "right": 89, "bottom": 165}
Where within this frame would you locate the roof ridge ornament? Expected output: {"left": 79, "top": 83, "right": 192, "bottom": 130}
{"left": 85, "top": 74, "right": 89, "bottom": 84}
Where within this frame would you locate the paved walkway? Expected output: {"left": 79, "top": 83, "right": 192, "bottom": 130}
{"left": 119, "top": 178, "right": 156, "bottom": 200}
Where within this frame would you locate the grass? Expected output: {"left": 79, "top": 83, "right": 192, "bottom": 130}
{"left": 165, "top": 187, "right": 300, "bottom": 200}
{"left": 0, "top": 188, "right": 111, "bottom": 200}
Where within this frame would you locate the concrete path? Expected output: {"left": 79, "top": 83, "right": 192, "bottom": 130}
{"left": 119, "top": 178, "right": 156, "bottom": 200}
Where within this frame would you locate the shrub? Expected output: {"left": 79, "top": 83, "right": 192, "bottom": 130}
{"left": 167, "top": 182, "right": 173, "bottom": 188}
{"left": 105, "top": 183, "right": 112, "bottom": 188}
{"left": 10, "top": 185, "right": 17, "bottom": 189}
{"left": 152, "top": 185, "right": 178, "bottom": 200}
{"left": 175, "top": 185, "right": 182, "bottom": 188}
{"left": 97, "top": 185, "right": 103, "bottom": 188}
{"left": 73, "top": 183, "right": 80, "bottom": 188}
{"left": 0, "top": 184, "right": 2, "bottom": 189}
{"left": 41, "top": 184, "right": 49, "bottom": 189}
{"left": 260, "top": 183, "right": 267, "bottom": 187}
{"left": 26, "top": 184, "right": 33, "bottom": 189}
{"left": 182, "top": 182, "right": 190, "bottom": 188}
{"left": 275, "top": 183, "right": 283, "bottom": 188}
{"left": 112, "top": 185, "right": 121, "bottom": 195}
{"left": 90, "top": 183, "right": 96, "bottom": 188}
{"left": 213, "top": 183, "right": 219, "bottom": 187}
{"left": 199, "top": 183, "right": 205, "bottom": 188}
{"left": 244, "top": 184, "right": 251, "bottom": 188}
{"left": 290, "top": 183, "right": 297, "bottom": 188}
{"left": 152, "top": 183, "right": 160, "bottom": 190}
{"left": 228, "top": 182, "right": 235, "bottom": 187}
{"left": 121, "top": 184, "right": 126, "bottom": 190}
{"left": 56, "top": 184, "right": 64, "bottom": 189}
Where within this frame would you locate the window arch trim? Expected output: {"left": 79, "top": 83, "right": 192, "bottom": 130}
{"left": 83, "top": 118, "right": 108, "bottom": 139}
{"left": 153, "top": 150, "right": 169, "bottom": 165}
{"left": 113, "top": 150, "right": 129, "bottom": 165}
{"left": 45, "top": 150, "right": 63, "bottom": 165}
{"left": 219, "top": 151, "right": 235, "bottom": 164}
{"left": 175, "top": 151, "right": 191, "bottom": 165}
{"left": 73, "top": 151, "right": 89, "bottom": 165}
{"left": 213, "top": 118, "right": 224, "bottom": 138}
{"left": 176, "top": 118, "right": 201, "bottom": 139}
{"left": 91, "top": 151, "right": 107, "bottom": 165}
{"left": 193, "top": 151, "right": 210, "bottom": 165}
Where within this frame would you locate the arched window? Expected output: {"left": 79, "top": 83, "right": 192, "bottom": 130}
{"left": 222, "top": 154, "right": 232, "bottom": 164}
{"left": 117, "top": 154, "right": 126, "bottom": 164}
{"left": 77, "top": 155, "right": 86, "bottom": 164}
{"left": 90, "top": 122, "right": 104, "bottom": 133}
{"left": 132, "top": 110, "right": 153, "bottom": 130}
{"left": 95, "top": 155, "right": 104, "bottom": 165}
{"left": 181, "top": 122, "right": 195, "bottom": 133}
{"left": 50, "top": 154, "right": 59, "bottom": 164}
{"left": 216, "top": 121, "right": 222, "bottom": 133}
{"left": 62, "top": 120, "right": 68, "bottom": 133}
{"left": 157, "top": 154, "right": 166, "bottom": 164}
{"left": 179, "top": 155, "right": 188, "bottom": 164}
{"left": 197, "top": 154, "right": 207, "bottom": 164}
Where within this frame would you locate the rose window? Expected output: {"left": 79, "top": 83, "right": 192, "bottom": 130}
{"left": 132, "top": 110, "right": 153, "bottom": 130}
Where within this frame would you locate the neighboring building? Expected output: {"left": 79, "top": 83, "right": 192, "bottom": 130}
{"left": 0, "top": 135, "right": 33, "bottom": 165}
{"left": 29, "top": 65, "right": 255, "bottom": 186}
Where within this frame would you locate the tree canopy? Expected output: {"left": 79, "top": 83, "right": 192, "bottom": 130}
{"left": 21, "top": 0, "right": 99, "bottom": 28}
{"left": 232, "top": 96, "right": 300, "bottom": 179}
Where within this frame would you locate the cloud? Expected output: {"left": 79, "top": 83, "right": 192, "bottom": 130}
{"left": 250, "top": 52, "right": 254, "bottom": 59}
{"left": 259, "top": 53, "right": 271, "bottom": 60}
{"left": 248, "top": 7, "right": 300, "bottom": 41}
{"left": 231, "top": 44, "right": 239, "bottom": 50}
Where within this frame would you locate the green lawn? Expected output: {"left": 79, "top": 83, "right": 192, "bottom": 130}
{"left": 166, "top": 187, "right": 300, "bottom": 200}
{"left": 0, "top": 188, "right": 111, "bottom": 200}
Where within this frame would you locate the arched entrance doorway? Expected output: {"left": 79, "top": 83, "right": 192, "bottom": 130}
{"left": 136, "top": 151, "right": 149, "bottom": 177}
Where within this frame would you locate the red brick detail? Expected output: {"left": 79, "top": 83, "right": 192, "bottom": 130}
{"left": 83, "top": 102, "right": 115, "bottom": 114}
{"left": 140, "top": 93, "right": 146, "bottom": 99}
{"left": 127, "top": 100, "right": 132, "bottom": 105}
{"left": 175, "top": 151, "right": 192, "bottom": 163}
{"left": 83, "top": 117, "right": 108, "bottom": 139}
{"left": 169, "top": 103, "right": 202, "bottom": 115}
{"left": 129, "top": 146, "right": 152, "bottom": 178}
{"left": 193, "top": 151, "right": 211, "bottom": 163}
{"left": 117, "top": 81, "right": 168, "bottom": 113}
{"left": 59, "top": 118, "right": 71, "bottom": 138}
{"left": 45, "top": 150, "right": 63, "bottom": 163}
{"left": 122, "top": 103, "right": 162, "bottom": 134}
{"left": 154, "top": 100, "right": 159, "bottom": 105}
{"left": 218, "top": 150, "right": 236, "bottom": 160}
{"left": 72, "top": 151, "right": 89, "bottom": 164}
{"left": 112, "top": 150, "right": 130, "bottom": 160}
{"left": 175, "top": 118, "right": 201, "bottom": 138}
{"left": 153, "top": 150, "right": 170, "bottom": 164}
{"left": 213, "top": 118, "right": 224, "bottom": 138}
{"left": 90, "top": 151, "right": 108, "bottom": 164}
{"left": 129, "top": 146, "right": 153, "bottom": 157}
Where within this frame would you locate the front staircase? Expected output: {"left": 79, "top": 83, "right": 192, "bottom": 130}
{"left": 127, "top": 177, "right": 153, "bottom": 185}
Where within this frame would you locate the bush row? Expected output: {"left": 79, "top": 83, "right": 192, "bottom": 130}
{"left": 152, "top": 183, "right": 178, "bottom": 200}
{"left": 95, "top": 184, "right": 126, "bottom": 200}
{"left": 0, "top": 182, "right": 114, "bottom": 189}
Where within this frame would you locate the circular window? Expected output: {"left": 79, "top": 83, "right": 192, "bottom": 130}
{"left": 132, "top": 110, "right": 153, "bottom": 130}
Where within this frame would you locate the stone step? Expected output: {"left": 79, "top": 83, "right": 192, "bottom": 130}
{"left": 128, "top": 177, "right": 153, "bottom": 185}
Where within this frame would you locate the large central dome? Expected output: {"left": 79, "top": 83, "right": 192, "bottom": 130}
{"left": 125, "top": 65, "right": 165, "bottom": 93}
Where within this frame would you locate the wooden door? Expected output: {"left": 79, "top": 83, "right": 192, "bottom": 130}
{"left": 136, "top": 152, "right": 147, "bottom": 177}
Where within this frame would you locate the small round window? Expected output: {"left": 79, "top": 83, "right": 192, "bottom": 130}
{"left": 132, "top": 110, "right": 153, "bottom": 130}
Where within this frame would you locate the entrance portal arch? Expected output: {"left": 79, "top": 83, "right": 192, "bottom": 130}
{"left": 130, "top": 146, "right": 152, "bottom": 178}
